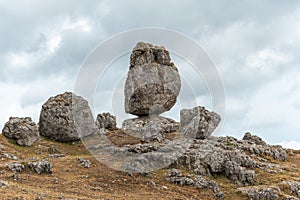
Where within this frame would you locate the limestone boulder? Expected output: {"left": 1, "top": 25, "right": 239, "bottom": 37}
{"left": 39, "top": 92, "right": 95, "bottom": 142}
{"left": 125, "top": 42, "right": 181, "bottom": 116}
{"left": 2, "top": 117, "right": 39, "bottom": 146}
{"left": 180, "top": 106, "right": 221, "bottom": 139}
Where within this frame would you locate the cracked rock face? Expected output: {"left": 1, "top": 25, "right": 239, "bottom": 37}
{"left": 39, "top": 92, "right": 96, "bottom": 142}
{"left": 125, "top": 42, "right": 181, "bottom": 116}
{"left": 180, "top": 106, "right": 221, "bottom": 139}
{"left": 2, "top": 117, "right": 39, "bottom": 146}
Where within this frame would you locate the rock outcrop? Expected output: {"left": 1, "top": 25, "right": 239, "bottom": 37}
{"left": 39, "top": 92, "right": 96, "bottom": 142}
{"left": 180, "top": 106, "right": 221, "bottom": 139}
{"left": 243, "top": 132, "right": 267, "bottom": 146}
{"left": 95, "top": 112, "right": 117, "bottom": 130}
{"left": 124, "top": 42, "right": 181, "bottom": 116}
{"left": 2, "top": 117, "right": 39, "bottom": 146}
{"left": 122, "top": 115, "right": 179, "bottom": 142}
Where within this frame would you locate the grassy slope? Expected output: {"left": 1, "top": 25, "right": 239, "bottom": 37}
{"left": 0, "top": 134, "right": 299, "bottom": 200}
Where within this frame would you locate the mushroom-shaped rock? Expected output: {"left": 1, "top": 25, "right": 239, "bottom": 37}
{"left": 39, "top": 92, "right": 96, "bottom": 142}
{"left": 125, "top": 42, "right": 181, "bottom": 116}
{"left": 180, "top": 106, "right": 221, "bottom": 139}
{"left": 2, "top": 117, "right": 39, "bottom": 146}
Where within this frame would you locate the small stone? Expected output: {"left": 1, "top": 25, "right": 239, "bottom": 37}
{"left": 78, "top": 158, "right": 91, "bottom": 168}
{"left": 0, "top": 180, "right": 9, "bottom": 188}
{"left": 6, "top": 162, "right": 25, "bottom": 173}
{"left": 28, "top": 160, "right": 53, "bottom": 174}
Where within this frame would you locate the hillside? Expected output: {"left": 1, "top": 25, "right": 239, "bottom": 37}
{"left": 0, "top": 131, "right": 300, "bottom": 200}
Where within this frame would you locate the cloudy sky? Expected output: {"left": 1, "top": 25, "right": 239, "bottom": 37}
{"left": 1, "top": 0, "right": 300, "bottom": 149}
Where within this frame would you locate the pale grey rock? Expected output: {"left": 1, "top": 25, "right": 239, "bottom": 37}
{"left": 0, "top": 180, "right": 8, "bottom": 188}
{"left": 2, "top": 152, "right": 19, "bottom": 160}
{"left": 122, "top": 115, "right": 179, "bottom": 142}
{"left": 28, "top": 160, "right": 52, "bottom": 174}
{"left": 6, "top": 162, "right": 25, "bottom": 173}
{"left": 2, "top": 117, "right": 39, "bottom": 146}
{"left": 180, "top": 106, "right": 221, "bottom": 139}
{"left": 165, "top": 169, "right": 223, "bottom": 196}
{"left": 95, "top": 112, "right": 117, "bottom": 130}
{"left": 39, "top": 92, "right": 96, "bottom": 142}
{"left": 243, "top": 132, "right": 266, "bottom": 146}
{"left": 130, "top": 42, "right": 171, "bottom": 66}
{"left": 78, "top": 158, "right": 91, "bottom": 168}
{"left": 283, "top": 181, "right": 300, "bottom": 198}
{"left": 247, "top": 187, "right": 279, "bottom": 200}
{"left": 125, "top": 42, "right": 181, "bottom": 116}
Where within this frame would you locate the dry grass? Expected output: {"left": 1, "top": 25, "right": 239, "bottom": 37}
{"left": 0, "top": 135, "right": 300, "bottom": 200}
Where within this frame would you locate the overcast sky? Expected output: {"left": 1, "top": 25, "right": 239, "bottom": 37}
{"left": 1, "top": 0, "right": 300, "bottom": 149}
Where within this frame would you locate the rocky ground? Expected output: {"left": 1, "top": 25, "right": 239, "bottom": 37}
{"left": 0, "top": 131, "right": 300, "bottom": 200}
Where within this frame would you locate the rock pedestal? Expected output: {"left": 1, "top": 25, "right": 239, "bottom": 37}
{"left": 122, "top": 115, "right": 179, "bottom": 142}
{"left": 39, "top": 92, "right": 95, "bottom": 142}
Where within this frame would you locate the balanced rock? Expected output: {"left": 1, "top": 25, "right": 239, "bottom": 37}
{"left": 122, "top": 115, "right": 179, "bottom": 142}
{"left": 180, "top": 106, "right": 221, "bottom": 139}
{"left": 39, "top": 92, "right": 95, "bottom": 142}
{"left": 2, "top": 117, "right": 39, "bottom": 146}
{"left": 95, "top": 112, "right": 117, "bottom": 130}
{"left": 125, "top": 42, "right": 181, "bottom": 116}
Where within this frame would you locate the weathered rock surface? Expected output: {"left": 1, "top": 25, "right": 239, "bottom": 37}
{"left": 2, "top": 117, "right": 39, "bottom": 146}
{"left": 180, "top": 106, "right": 221, "bottom": 139}
{"left": 6, "top": 162, "right": 25, "bottom": 173}
{"left": 0, "top": 180, "right": 8, "bottom": 188}
{"left": 122, "top": 115, "right": 179, "bottom": 142}
{"left": 243, "top": 132, "right": 267, "bottom": 146}
{"left": 78, "top": 158, "right": 91, "bottom": 168}
{"left": 39, "top": 92, "right": 96, "bottom": 142}
{"left": 282, "top": 181, "right": 300, "bottom": 198}
{"left": 238, "top": 187, "right": 280, "bottom": 200}
{"left": 165, "top": 169, "right": 224, "bottom": 198}
{"left": 28, "top": 160, "right": 53, "bottom": 174}
{"left": 95, "top": 112, "right": 117, "bottom": 130}
{"left": 125, "top": 42, "right": 181, "bottom": 116}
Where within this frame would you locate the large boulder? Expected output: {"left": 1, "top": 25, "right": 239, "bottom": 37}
{"left": 95, "top": 112, "right": 117, "bottom": 130}
{"left": 2, "top": 117, "right": 39, "bottom": 146}
{"left": 180, "top": 106, "right": 221, "bottom": 139}
{"left": 122, "top": 115, "right": 179, "bottom": 142}
{"left": 124, "top": 42, "right": 181, "bottom": 116}
{"left": 39, "top": 92, "right": 96, "bottom": 142}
